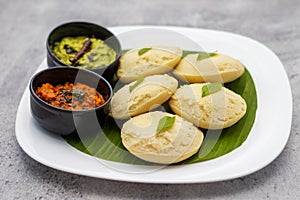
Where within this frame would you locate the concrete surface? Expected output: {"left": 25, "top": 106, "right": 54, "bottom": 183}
{"left": 1, "top": 0, "right": 299, "bottom": 199}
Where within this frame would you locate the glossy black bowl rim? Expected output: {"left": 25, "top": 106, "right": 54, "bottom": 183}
{"left": 46, "top": 21, "right": 122, "bottom": 69}
{"left": 29, "top": 66, "right": 113, "bottom": 113}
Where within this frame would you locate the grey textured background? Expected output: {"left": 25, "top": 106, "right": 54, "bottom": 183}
{"left": 1, "top": 0, "right": 299, "bottom": 199}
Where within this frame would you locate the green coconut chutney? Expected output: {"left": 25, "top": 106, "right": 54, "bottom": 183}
{"left": 52, "top": 36, "right": 116, "bottom": 69}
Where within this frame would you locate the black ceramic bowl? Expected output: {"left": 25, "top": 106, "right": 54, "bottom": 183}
{"left": 29, "top": 67, "right": 113, "bottom": 136}
{"left": 46, "top": 21, "right": 121, "bottom": 82}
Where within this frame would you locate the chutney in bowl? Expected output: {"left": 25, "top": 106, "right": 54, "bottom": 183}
{"left": 29, "top": 67, "right": 113, "bottom": 135}
{"left": 46, "top": 21, "right": 121, "bottom": 82}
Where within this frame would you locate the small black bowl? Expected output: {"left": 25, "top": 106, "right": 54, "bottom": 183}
{"left": 46, "top": 21, "right": 121, "bottom": 82}
{"left": 29, "top": 67, "right": 113, "bottom": 136}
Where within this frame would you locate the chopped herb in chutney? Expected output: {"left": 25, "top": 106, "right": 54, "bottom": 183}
{"left": 51, "top": 36, "right": 116, "bottom": 69}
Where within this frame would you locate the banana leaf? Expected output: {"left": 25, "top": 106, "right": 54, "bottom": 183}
{"left": 63, "top": 50, "right": 257, "bottom": 165}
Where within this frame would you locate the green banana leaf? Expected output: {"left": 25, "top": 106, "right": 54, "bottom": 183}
{"left": 63, "top": 50, "right": 257, "bottom": 165}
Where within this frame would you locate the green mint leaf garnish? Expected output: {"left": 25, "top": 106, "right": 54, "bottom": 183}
{"left": 197, "top": 52, "right": 218, "bottom": 61}
{"left": 202, "top": 82, "right": 223, "bottom": 97}
{"left": 156, "top": 116, "right": 176, "bottom": 135}
{"left": 129, "top": 77, "right": 145, "bottom": 92}
{"left": 138, "top": 47, "right": 152, "bottom": 56}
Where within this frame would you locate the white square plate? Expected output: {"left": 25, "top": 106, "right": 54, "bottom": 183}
{"left": 15, "top": 26, "right": 292, "bottom": 183}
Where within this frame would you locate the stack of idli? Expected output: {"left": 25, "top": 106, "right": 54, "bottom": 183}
{"left": 109, "top": 46, "right": 247, "bottom": 164}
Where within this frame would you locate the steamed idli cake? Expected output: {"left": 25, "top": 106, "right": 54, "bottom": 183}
{"left": 109, "top": 74, "right": 178, "bottom": 119}
{"left": 121, "top": 111, "right": 204, "bottom": 164}
{"left": 169, "top": 83, "right": 247, "bottom": 129}
{"left": 173, "top": 53, "right": 244, "bottom": 83}
{"left": 117, "top": 46, "right": 182, "bottom": 83}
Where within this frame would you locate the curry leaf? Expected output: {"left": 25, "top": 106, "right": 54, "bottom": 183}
{"left": 129, "top": 77, "right": 145, "bottom": 92}
{"left": 202, "top": 82, "right": 223, "bottom": 97}
{"left": 156, "top": 116, "right": 176, "bottom": 135}
{"left": 138, "top": 47, "right": 152, "bottom": 56}
{"left": 197, "top": 52, "right": 218, "bottom": 61}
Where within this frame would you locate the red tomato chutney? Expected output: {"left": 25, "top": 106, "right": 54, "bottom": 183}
{"left": 35, "top": 82, "right": 105, "bottom": 110}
